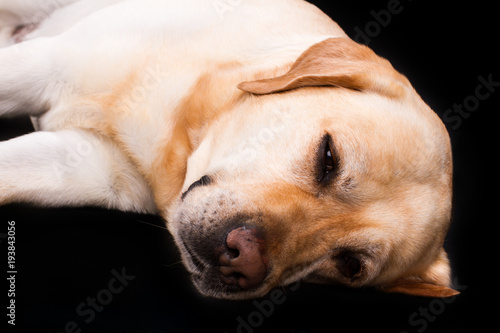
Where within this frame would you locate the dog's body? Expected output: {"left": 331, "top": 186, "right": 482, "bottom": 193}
{"left": 0, "top": 0, "right": 458, "bottom": 299}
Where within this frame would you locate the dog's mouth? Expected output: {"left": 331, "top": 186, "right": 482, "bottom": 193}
{"left": 176, "top": 224, "right": 273, "bottom": 299}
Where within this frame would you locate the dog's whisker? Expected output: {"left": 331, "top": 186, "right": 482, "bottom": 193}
{"left": 159, "top": 261, "right": 183, "bottom": 268}
{"left": 136, "top": 219, "right": 169, "bottom": 230}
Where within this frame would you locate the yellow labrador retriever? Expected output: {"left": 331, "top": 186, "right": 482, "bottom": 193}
{"left": 0, "top": 0, "right": 458, "bottom": 299}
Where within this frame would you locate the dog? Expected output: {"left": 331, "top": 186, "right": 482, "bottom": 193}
{"left": 0, "top": 0, "right": 458, "bottom": 300}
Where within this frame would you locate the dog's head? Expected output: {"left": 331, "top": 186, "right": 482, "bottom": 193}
{"left": 166, "top": 38, "right": 457, "bottom": 300}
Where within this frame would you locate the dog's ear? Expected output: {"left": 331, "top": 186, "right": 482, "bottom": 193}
{"left": 380, "top": 248, "right": 460, "bottom": 298}
{"left": 238, "top": 38, "right": 410, "bottom": 98}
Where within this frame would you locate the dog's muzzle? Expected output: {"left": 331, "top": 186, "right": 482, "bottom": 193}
{"left": 175, "top": 177, "right": 269, "bottom": 297}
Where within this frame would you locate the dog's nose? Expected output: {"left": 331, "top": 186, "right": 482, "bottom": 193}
{"left": 218, "top": 227, "right": 267, "bottom": 289}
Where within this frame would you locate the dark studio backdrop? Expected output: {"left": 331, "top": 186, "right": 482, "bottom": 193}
{"left": 0, "top": 1, "right": 494, "bottom": 332}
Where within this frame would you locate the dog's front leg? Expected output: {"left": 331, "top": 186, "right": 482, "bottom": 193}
{"left": 0, "top": 130, "right": 157, "bottom": 213}
{"left": 0, "top": 37, "right": 60, "bottom": 117}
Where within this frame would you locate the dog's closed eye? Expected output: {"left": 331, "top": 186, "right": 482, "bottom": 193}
{"left": 181, "top": 175, "right": 213, "bottom": 200}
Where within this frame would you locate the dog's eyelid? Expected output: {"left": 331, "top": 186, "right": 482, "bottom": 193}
{"left": 316, "top": 133, "right": 340, "bottom": 183}
{"left": 181, "top": 175, "right": 213, "bottom": 200}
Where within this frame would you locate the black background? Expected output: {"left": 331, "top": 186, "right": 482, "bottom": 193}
{"left": 0, "top": 1, "right": 495, "bottom": 332}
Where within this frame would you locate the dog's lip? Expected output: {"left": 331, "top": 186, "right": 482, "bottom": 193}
{"left": 179, "top": 239, "right": 206, "bottom": 275}
{"left": 191, "top": 267, "right": 273, "bottom": 299}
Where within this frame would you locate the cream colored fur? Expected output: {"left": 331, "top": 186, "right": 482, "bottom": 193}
{"left": 0, "top": 0, "right": 457, "bottom": 299}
